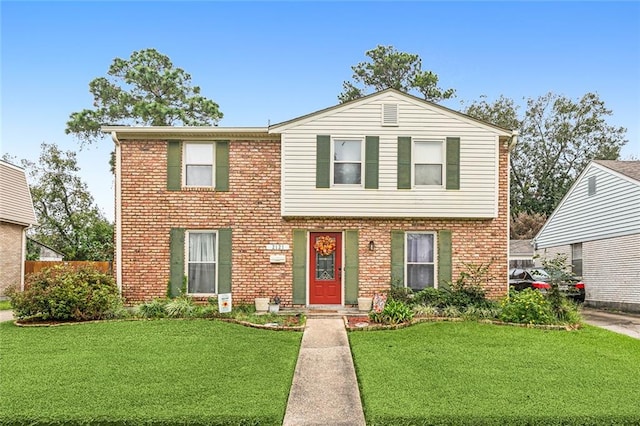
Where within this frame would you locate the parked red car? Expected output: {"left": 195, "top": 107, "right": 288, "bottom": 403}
{"left": 508, "top": 268, "right": 585, "bottom": 302}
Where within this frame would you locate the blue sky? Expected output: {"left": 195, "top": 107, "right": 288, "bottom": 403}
{"left": 2, "top": 1, "right": 639, "bottom": 221}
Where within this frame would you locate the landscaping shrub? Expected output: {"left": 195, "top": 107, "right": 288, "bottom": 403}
{"left": 9, "top": 265, "right": 124, "bottom": 321}
{"left": 135, "top": 299, "right": 168, "bottom": 318}
{"left": 387, "top": 286, "right": 414, "bottom": 304}
{"left": 165, "top": 297, "right": 196, "bottom": 318}
{"left": 369, "top": 299, "right": 414, "bottom": 325}
{"left": 413, "top": 287, "right": 448, "bottom": 307}
{"left": 500, "top": 289, "right": 555, "bottom": 325}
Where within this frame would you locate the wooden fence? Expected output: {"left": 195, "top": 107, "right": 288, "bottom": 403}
{"left": 24, "top": 261, "right": 113, "bottom": 276}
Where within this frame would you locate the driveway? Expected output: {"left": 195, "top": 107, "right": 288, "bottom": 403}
{"left": 581, "top": 308, "right": 640, "bottom": 339}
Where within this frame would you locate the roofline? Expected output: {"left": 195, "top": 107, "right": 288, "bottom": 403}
{"left": 533, "top": 160, "right": 640, "bottom": 246}
{"left": 0, "top": 218, "right": 36, "bottom": 227}
{"left": 26, "top": 237, "right": 64, "bottom": 255}
{"left": 593, "top": 160, "right": 640, "bottom": 184}
{"left": 268, "top": 88, "right": 515, "bottom": 136}
{"left": 0, "top": 159, "right": 27, "bottom": 172}
{"left": 101, "top": 126, "right": 275, "bottom": 140}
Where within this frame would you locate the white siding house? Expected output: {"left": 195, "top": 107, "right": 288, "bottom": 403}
{"left": 270, "top": 89, "right": 511, "bottom": 218}
{"left": 534, "top": 160, "right": 640, "bottom": 312}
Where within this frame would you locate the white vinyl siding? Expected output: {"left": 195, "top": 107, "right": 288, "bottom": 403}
{"left": 536, "top": 164, "right": 640, "bottom": 248}
{"left": 278, "top": 92, "right": 503, "bottom": 218}
{"left": 583, "top": 234, "right": 640, "bottom": 307}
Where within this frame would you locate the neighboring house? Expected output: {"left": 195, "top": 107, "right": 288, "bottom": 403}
{"left": 27, "top": 238, "right": 64, "bottom": 261}
{"left": 509, "top": 239, "right": 534, "bottom": 269}
{"left": 534, "top": 160, "right": 640, "bottom": 313}
{"left": 0, "top": 160, "right": 38, "bottom": 294}
{"left": 103, "top": 89, "right": 516, "bottom": 306}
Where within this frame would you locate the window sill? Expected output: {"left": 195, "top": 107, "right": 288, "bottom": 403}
{"left": 182, "top": 186, "right": 216, "bottom": 192}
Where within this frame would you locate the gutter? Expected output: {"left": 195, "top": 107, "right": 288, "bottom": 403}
{"left": 110, "top": 131, "right": 123, "bottom": 293}
{"left": 508, "top": 130, "right": 518, "bottom": 150}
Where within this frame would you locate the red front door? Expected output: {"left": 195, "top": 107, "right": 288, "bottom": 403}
{"left": 309, "top": 232, "right": 342, "bottom": 305}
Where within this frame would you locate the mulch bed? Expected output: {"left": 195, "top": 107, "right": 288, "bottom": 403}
{"left": 345, "top": 315, "right": 581, "bottom": 331}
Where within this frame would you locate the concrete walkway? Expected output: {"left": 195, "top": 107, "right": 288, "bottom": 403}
{"left": 0, "top": 310, "right": 14, "bottom": 322}
{"left": 581, "top": 308, "right": 640, "bottom": 339}
{"left": 283, "top": 318, "right": 366, "bottom": 426}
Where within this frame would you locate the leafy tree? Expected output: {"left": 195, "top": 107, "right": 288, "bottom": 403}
{"left": 339, "top": 45, "right": 455, "bottom": 103}
{"left": 510, "top": 212, "right": 547, "bottom": 239}
{"left": 66, "top": 48, "right": 223, "bottom": 145}
{"left": 17, "top": 143, "right": 113, "bottom": 261}
{"left": 465, "top": 92, "right": 627, "bottom": 218}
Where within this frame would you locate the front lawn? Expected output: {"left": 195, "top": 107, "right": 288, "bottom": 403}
{"left": 0, "top": 300, "right": 11, "bottom": 311}
{"left": 0, "top": 320, "right": 302, "bottom": 425}
{"left": 350, "top": 322, "right": 640, "bottom": 425}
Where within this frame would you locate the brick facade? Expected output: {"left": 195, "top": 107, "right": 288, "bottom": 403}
{"left": 119, "top": 138, "right": 509, "bottom": 305}
{"left": 0, "top": 221, "right": 25, "bottom": 295}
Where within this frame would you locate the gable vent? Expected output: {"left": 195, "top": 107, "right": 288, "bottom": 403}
{"left": 382, "top": 103, "right": 398, "bottom": 126}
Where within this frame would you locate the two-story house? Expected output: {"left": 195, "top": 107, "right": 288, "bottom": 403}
{"left": 103, "top": 89, "right": 515, "bottom": 306}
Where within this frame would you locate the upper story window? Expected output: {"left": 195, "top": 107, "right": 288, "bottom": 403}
{"left": 333, "top": 139, "right": 362, "bottom": 185}
{"left": 187, "top": 230, "right": 217, "bottom": 294}
{"left": 414, "top": 140, "right": 443, "bottom": 186}
{"left": 184, "top": 142, "right": 215, "bottom": 187}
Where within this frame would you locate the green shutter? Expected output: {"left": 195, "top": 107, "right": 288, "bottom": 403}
{"left": 446, "top": 137, "right": 460, "bottom": 190}
{"left": 167, "top": 140, "right": 182, "bottom": 191}
{"left": 397, "top": 137, "right": 411, "bottom": 189}
{"left": 217, "top": 228, "right": 232, "bottom": 294}
{"left": 365, "top": 136, "right": 379, "bottom": 189}
{"left": 344, "top": 230, "right": 359, "bottom": 304}
{"left": 292, "top": 230, "right": 307, "bottom": 304}
{"left": 390, "top": 230, "right": 405, "bottom": 287}
{"left": 216, "top": 141, "right": 229, "bottom": 192}
{"left": 438, "top": 230, "right": 452, "bottom": 289}
{"left": 316, "top": 135, "right": 331, "bottom": 188}
{"left": 169, "top": 228, "right": 185, "bottom": 297}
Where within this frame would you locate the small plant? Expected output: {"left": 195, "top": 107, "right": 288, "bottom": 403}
{"left": 387, "top": 286, "right": 414, "bottom": 304}
{"left": 135, "top": 299, "right": 168, "bottom": 318}
{"left": 165, "top": 297, "right": 196, "bottom": 318}
{"left": 500, "top": 289, "right": 555, "bottom": 325}
{"left": 540, "top": 254, "right": 582, "bottom": 324}
{"left": 413, "top": 287, "right": 448, "bottom": 307}
{"left": 413, "top": 304, "right": 439, "bottom": 318}
{"left": 369, "top": 299, "right": 414, "bottom": 325}
{"left": 460, "top": 305, "right": 500, "bottom": 321}
{"left": 441, "top": 305, "right": 462, "bottom": 318}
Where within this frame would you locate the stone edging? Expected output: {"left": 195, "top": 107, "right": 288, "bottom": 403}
{"left": 344, "top": 315, "right": 581, "bottom": 332}
{"left": 13, "top": 316, "right": 306, "bottom": 331}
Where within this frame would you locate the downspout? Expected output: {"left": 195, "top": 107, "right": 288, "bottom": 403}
{"left": 111, "top": 131, "right": 123, "bottom": 293}
{"left": 506, "top": 131, "right": 518, "bottom": 295}
{"left": 20, "top": 227, "right": 28, "bottom": 291}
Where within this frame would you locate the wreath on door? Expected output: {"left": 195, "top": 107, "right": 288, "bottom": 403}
{"left": 314, "top": 236, "right": 336, "bottom": 256}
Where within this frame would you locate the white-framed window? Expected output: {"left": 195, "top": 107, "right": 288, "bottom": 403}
{"left": 405, "top": 232, "right": 436, "bottom": 291}
{"left": 413, "top": 140, "right": 443, "bottom": 186}
{"left": 187, "top": 230, "right": 217, "bottom": 295}
{"left": 184, "top": 142, "right": 215, "bottom": 187}
{"left": 571, "top": 243, "right": 583, "bottom": 277}
{"left": 333, "top": 138, "right": 363, "bottom": 185}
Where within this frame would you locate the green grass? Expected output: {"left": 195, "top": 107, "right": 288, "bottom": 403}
{"left": 349, "top": 322, "right": 640, "bottom": 425}
{"left": 0, "top": 319, "right": 302, "bottom": 425}
{"left": 0, "top": 300, "right": 11, "bottom": 311}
